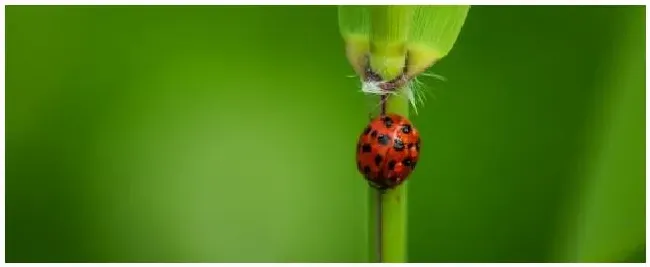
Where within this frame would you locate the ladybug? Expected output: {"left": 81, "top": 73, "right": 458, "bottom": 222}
{"left": 356, "top": 113, "right": 420, "bottom": 190}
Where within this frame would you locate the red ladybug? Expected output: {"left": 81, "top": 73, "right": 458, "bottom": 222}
{"left": 356, "top": 113, "right": 420, "bottom": 190}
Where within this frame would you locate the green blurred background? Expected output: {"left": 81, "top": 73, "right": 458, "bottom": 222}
{"left": 5, "top": 5, "right": 645, "bottom": 263}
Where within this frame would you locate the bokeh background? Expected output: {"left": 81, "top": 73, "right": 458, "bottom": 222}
{"left": 5, "top": 5, "right": 645, "bottom": 263}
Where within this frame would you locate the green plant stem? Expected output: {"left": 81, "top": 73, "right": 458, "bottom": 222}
{"left": 368, "top": 89, "right": 410, "bottom": 263}
{"left": 369, "top": 6, "right": 412, "bottom": 81}
{"left": 344, "top": 5, "right": 467, "bottom": 263}
{"left": 367, "top": 5, "right": 414, "bottom": 263}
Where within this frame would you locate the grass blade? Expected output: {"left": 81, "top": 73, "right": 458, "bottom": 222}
{"left": 407, "top": 5, "right": 470, "bottom": 76}
{"left": 339, "top": 6, "right": 371, "bottom": 76}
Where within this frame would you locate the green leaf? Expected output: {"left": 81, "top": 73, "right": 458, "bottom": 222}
{"left": 406, "top": 5, "right": 470, "bottom": 76}
{"left": 338, "top": 6, "right": 371, "bottom": 76}
{"left": 339, "top": 5, "right": 370, "bottom": 38}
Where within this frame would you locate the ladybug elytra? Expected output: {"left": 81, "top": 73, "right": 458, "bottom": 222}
{"left": 356, "top": 113, "right": 420, "bottom": 190}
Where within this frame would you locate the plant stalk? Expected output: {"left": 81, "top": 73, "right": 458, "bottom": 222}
{"left": 341, "top": 5, "right": 468, "bottom": 263}
{"left": 368, "top": 90, "right": 410, "bottom": 263}
{"left": 369, "top": 6, "right": 412, "bottom": 81}
{"left": 367, "top": 6, "right": 413, "bottom": 264}
{"left": 362, "top": 5, "right": 418, "bottom": 263}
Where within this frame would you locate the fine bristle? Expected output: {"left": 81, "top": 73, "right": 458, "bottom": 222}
{"left": 356, "top": 70, "right": 446, "bottom": 115}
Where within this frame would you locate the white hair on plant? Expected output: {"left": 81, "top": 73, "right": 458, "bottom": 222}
{"left": 358, "top": 78, "right": 422, "bottom": 114}
{"left": 356, "top": 71, "right": 446, "bottom": 115}
{"left": 347, "top": 61, "right": 447, "bottom": 115}
{"left": 404, "top": 79, "right": 421, "bottom": 114}
{"left": 409, "top": 70, "right": 447, "bottom": 113}
{"left": 420, "top": 71, "right": 447, "bottom": 82}
{"left": 360, "top": 80, "right": 393, "bottom": 95}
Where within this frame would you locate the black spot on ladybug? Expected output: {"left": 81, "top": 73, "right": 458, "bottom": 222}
{"left": 362, "top": 144, "right": 372, "bottom": 153}
{"left": 393, "top": 138, "right": 404, "bottom": 151}
{"left": 377, "top": 134, "right": 390, "bottom": 146}
{"left": 370, "top": 130, "right": 378, "bottom": 138}
{"left": 387, "top": 160, "right": 396, "bottom": 171}
{"left": 402, "top": 158, "right": 412, "bottom": 167}
{"left": 374, "top": 154, "right": 383, "bottom": 166}
{"left": 401, "top": 124, "right": 411, "bottom": 134}
{"left": 363, "top": 126, "right": 372, "bottom": 135}
{"left": 363, "top": 166, "right": 370, "bottom": 174}
{"left": 382, "top": 116, "right": 394, "bottom": 128}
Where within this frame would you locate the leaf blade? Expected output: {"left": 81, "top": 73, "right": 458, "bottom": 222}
{"left": 339, "top": 6, "right": 371, "bottom": 76}
{"left": 406, "top": 5, "right": 470, "bottom": 76}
